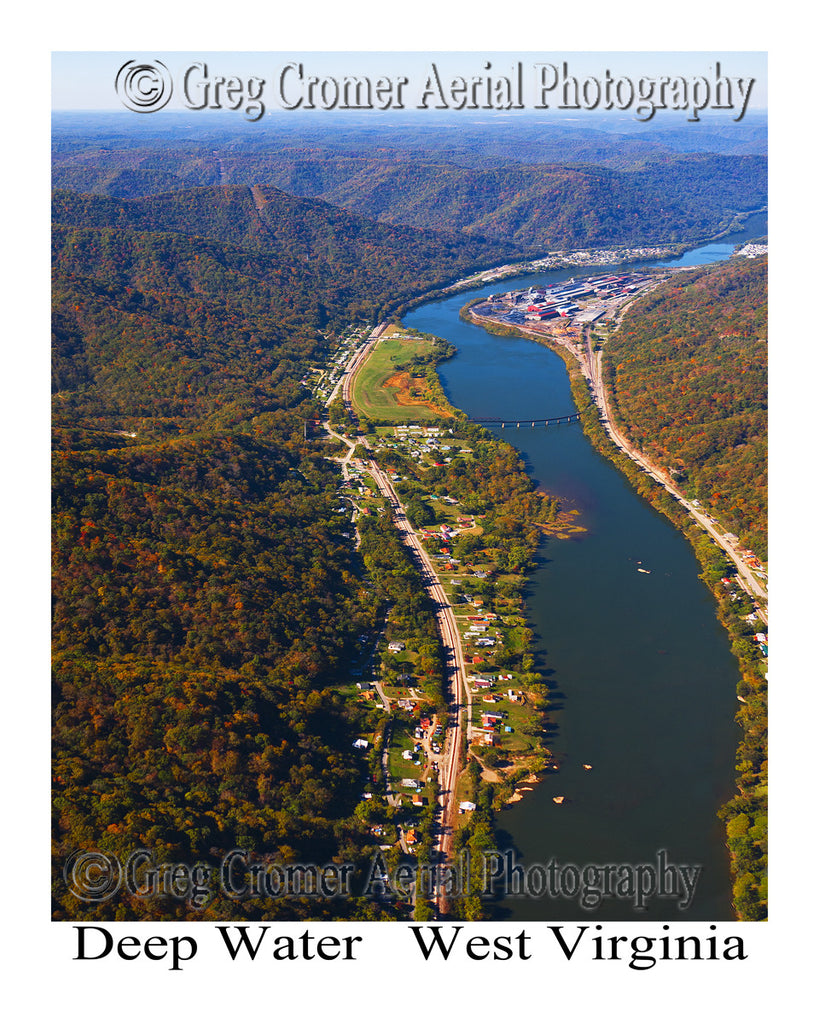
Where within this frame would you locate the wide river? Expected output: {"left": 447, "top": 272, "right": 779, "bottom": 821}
{"left": 405, "top": 214, "right": 766, "bottom": 921}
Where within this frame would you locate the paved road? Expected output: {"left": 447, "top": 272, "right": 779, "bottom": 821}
{"left": 364, "top": 464, "right": 470, "bottom": 879}
{"left": 326, "top": 321, "right": 471, "bottom": 910}
{"left": 336, "top": 322, "right": 386, "bottom": 411}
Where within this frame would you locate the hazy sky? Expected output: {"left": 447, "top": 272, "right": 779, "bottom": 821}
{"left": 52, "top": 51, "right": 767, "bottom": 114}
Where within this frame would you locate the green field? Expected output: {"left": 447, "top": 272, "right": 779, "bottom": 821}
{"left": 352, "top": 329, "right": 444, "bottom": 423}
{"left": 471, "top": 693, "right": 535, "bottom": 755}
{"left": 387, "top": 719, "right": 426, "bottom": 784}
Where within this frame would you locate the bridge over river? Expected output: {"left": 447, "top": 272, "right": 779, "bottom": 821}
{"left": 471, "top": 411, "right": 581, "bottom": 428}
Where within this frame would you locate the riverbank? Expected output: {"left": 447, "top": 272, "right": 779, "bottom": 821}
{"left": 391, "top": 216, "right": 766, "bottom": 324}
{"left": 460, "top": 278, "right": 767, "bottom": 920}
{"left": 392, "top": 243, "right": 685, "bottom": 321}
{"left": 462, "top": 290, "right": 767, "bottom": 615}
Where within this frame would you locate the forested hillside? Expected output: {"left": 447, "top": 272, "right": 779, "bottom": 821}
{"left": 51, "top": 184, "right": 511, "bottom": 921}
{"left": 307, "top": 155, "right": 765, "bottom": 248}
{"left": 51, "top": 113, "right": 767, "bottom": 183}
{"left": 52, "top": 145, "right": 766, "bottom": 251}
{"left": 604, "top": 257, "right": 767, "bottom": 557}
{"left": 52, "top": 186, "right": 516, "bottom": 320}
{"left": 53, "top": 434, "right": 385, "bottom": 920}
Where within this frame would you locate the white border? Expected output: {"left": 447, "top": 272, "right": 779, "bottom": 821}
{"left": 7, "top": 2, "right": 811, "bottom": 1018}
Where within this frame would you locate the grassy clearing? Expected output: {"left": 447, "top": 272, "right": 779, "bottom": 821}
{"left": 352, "top": 327, "right": 445, "bottom": 423}
{"left": 471, "top": 693, "right": 536, "bottom": 755}
{"left": 387, "top": 720, "right": 423, "bottom": 782}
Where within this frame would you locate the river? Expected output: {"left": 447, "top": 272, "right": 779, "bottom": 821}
{"left": 404, "top": 214, "right": 766, "bottom": 921}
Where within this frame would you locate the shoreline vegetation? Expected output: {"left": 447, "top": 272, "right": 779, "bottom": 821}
{"left": 451, "top": 254, "right": 767, "bottom": 921}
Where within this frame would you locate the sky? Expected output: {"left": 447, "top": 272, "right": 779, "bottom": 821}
{"left": 51, "top": 50, "right": 767, "bottom": 117}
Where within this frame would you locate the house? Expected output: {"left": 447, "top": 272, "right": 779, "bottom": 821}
{"left": 352, "top": 738, "right": 369, "bottom": 749}
{"left": 388, "top": 641, "right": 406, "bottom": 653}
{"left": 459, "top": 801, "right": 477, "bottom": 813}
